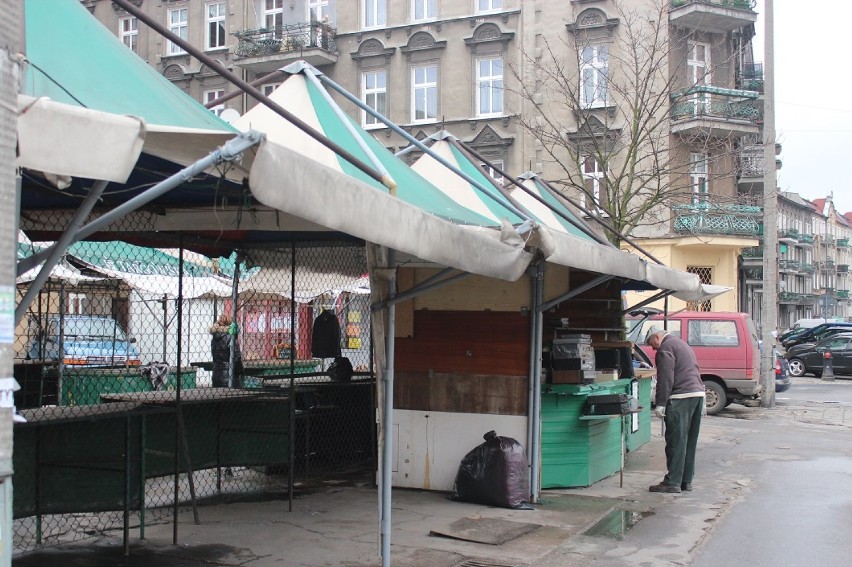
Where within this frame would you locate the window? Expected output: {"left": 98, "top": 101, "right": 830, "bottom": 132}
{"left": 582, "top": 156, "right": 605, "bottom": 213}
{"left": 262, "top": 83, "right": 281, "bottom": 97}
{"left": 411, "top": 65, "right": 437, "bottom": 123}
{"left": 690, "top": 153, "right": 708, "bottom": 204}
{"left": 687, "top": 320, "right": 739, "bottom": 347}
{"left": 167, "top": 8, "right": 188, "bottom": 55}
{"left": 687, "top": 266, "right": 713, "bottom": 311}
{"left": 362, "top": 70, "right": 387, "bottom": 128}
{"left": 476, "top": 0, "right": 503, "bottom": 13}
{"left": 308, "top": 0, "right": 330, "bottom": 21}
{"left": 476, "top": 58, "right": 503, "bottom": 117}
{"left": 413, "top": 0, "right": 436, "bottom": 22}
{"left": 688, "top": 41, "right": 710, "bottom": 113}
{"left": 206, "top": 2, "right": 227, "bottom": 50}
{"left": 265, "top": 0, "right": 284, "bottom": 30}
{"left": 119, "top": 16, "right": 138, "bottom": 52}
{"left": 480, "top": 160, "right": 504, "bottom": 186}
{"left": 580, "top": 45, "right": 608, "bottom": 107}
{"left": 363, "top": 0, "right": 387, "bottom": 29}
{"left": 204, "top": 89, "right": 226, "bottom": 116}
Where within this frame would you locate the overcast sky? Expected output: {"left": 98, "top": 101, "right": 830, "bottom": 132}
{"left": 756, "top": 1, "right": 852, "bottom": 214}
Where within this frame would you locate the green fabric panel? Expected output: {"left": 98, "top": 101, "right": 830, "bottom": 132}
{"left": 303, "top": 80, "right": 499, "bottom": 227}
{"left": 68, "top": 241, "right": 215, "bottom": 277}
{"left": 24, "top": 0, "right": 236, "bottom": 133}
{"left": 446, "top": 144, "right": 524, "bottom": 224}
{"left": 531, "top": 179, "right": 595, "bottom": 240}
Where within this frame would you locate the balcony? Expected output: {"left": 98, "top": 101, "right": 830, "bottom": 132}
{"left": 738, "top": 63, "right": 764, "bottom": 94}
{"left": 779, "top": 259, "right": 800, "bottom": 273}
{"left": 838, "top": 264, "right": 850, "bottom": 273}
{"left": 820, "top": 260, "right": 836, "bottom": 271}
{"left": 233, "top": 21, "right": 338, "bottom": 73}
{"left": 670, "top": 0, "right": 758, "bottom": 33}
{"left": 671, "top": 86, "right": 761, "bottom": 138}
{"left": 778, "top": 228, "right": 799, "bottom": 244}
{"left": 800, "top": 263, "right": 816, "bottom": 274}
{"left": 779, "top": 292, "right": 817, "bottom": 305}
{"left": 838, "top": 238, "right": 849, "bottom": 248}
{"left": 673, "top": 198, "right": 762, "bottom": 236}
{"left": 798, "top": 233, "right": 815, "bottom": 247}
{"left": 838, "top": 290, "right": 850, "bottom": 300}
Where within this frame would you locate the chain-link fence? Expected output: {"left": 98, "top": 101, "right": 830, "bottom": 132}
{"left": 13, "top": 210, "right": 376, "bottom": 554}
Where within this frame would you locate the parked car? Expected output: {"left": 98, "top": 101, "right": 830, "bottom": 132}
{"left": 26, "top": 314, "right": 141, "bottom": 367}
{"left": 774, "top": 348, "right": 792, "bottom": 393}
{"left": 781, "top": 323, "right": 852, "bottom": 349}
{"left": 784, "top": 332, "right": 852, "bottom": 378}
{"left": 626, "top": 309, "right": 761, "bottom": 416}
{"left": 778, "top": 317, "right": 841, "bottom": 342}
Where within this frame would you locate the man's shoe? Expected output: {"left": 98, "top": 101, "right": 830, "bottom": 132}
{"left": 649, "top": 482, "right": 681, "bottom": 493}
{"left": 681, "top": 483, "right": 692, "bottom": 492}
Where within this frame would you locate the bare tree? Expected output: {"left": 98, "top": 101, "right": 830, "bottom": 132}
{"left": 509, "top": 0, "right": 757, "bottom": 244}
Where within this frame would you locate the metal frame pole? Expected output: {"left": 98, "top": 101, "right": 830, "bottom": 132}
{"left": 380, "top": 250, "right": 396, "bottom": 567}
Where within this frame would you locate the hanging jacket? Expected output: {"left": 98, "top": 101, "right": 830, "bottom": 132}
{"left": 311, "top": 310, "right": 341, "bottom": 358}
{"left": 210, "top": 322, "right": 243, "bottom": 387}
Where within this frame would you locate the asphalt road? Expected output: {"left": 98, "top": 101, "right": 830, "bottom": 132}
{"left": 690, "top": 377, "right": 852, "bottom": 566}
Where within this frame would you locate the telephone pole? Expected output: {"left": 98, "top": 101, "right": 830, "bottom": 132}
{"left": 761, "top": 0, "right": 778, "bottom": 408}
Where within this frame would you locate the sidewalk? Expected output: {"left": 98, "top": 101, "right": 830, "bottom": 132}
{"left": 14, "top": 425, "right": 677, "bottom": 567}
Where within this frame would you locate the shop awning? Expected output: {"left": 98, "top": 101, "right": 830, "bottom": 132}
{"left": 237, "top": 70, "right": 532, "bottom": 281}
{"left": 22, "top": 0, "right": 237, "bottom": 177}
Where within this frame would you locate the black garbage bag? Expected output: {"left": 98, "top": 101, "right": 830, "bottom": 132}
{"left": 450, "top": 430, "right": 533, "bottom": 510}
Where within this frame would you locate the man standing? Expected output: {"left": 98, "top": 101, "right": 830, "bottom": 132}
{"left": 645, "top": 325, "right": 705, "bottom": 493}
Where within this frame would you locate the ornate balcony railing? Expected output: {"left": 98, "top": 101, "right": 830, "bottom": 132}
{"left": 779, "top": 228, "right": 799, "bottom": 242}
{"left": 743, "top": 267, "right": 762, "bottom": 280}
{"left": 741, "top": 246, "right": 762, "bottom": 258}
{"left": 671, "top": 0, "right": 757, "bottom": 10}
{"left": 234, "top": 21, "right": 337, "bottom": 58}
{"left": 837, "top": 290, "right": 850, "bottom": 300}
{"left": 673, "top": 198, "right": 762, "bottom": 236}
{"left": 837, "top": 238, "right": 849, "bottom": 248}
{"left": 800, "top": 263, "right": 816, "bottom": 274}
{"left": 670, "top": 86, "right": 760, "bottom": 122}
{"left": 779, "top": 259, "right": 800, "bottom": 271}
{"left": 799, "top": 233, "right": 815, "bottom": 246}
{"left": 819, "top": 260, "right": 836, "bottom": 271}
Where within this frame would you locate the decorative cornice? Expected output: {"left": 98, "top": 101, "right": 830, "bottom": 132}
{"left": 399, "top": 32, "right": 447, "bottom": 55}
{"left": 566, "top": 8, "right": 620, "bottom": 35}
{"left": 351, "top": 38, "right": 397, "bottom": 61}
{"left": 464, "top": 23, "right": 514, "bottom": 49}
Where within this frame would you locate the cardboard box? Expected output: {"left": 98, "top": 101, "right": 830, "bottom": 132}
{"left": 552, "top": 369, "right": 595, "bottom": 384}
{"left": 594, "top": 369, "right": 619, "bottom": 383}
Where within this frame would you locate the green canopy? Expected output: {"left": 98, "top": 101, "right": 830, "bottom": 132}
{"left": 23, "top": 0, "right": 235, "bottom": 133}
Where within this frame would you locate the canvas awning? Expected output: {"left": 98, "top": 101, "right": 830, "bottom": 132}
{"left": 237, "top": 71, "right": 532, "bottom": 281}
{"left": 22, "top": 0, "right": 238, "bottom": 176}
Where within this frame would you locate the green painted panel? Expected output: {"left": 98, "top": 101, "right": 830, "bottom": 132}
{"left": 541, "top": 380, "right": 632, "bottom": 488}
{"left": 61, "top": 368, "right": 197, "bottom": 407}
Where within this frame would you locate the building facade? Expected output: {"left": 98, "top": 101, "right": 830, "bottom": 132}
{"left": 85, "top": 0, "right": 769, "bottom": 314}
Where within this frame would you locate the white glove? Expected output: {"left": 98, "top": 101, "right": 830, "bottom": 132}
{"left": 655, "top": 406, "right": 666, "bottom": 419}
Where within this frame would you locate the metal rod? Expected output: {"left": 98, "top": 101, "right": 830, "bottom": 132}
{"left": 302, "top": 69, "right": 394, "bottom": 189}
{"left": 457, "top": 143, "right": 611, "bottom": 247}
{"left": 204, "top": 70, "right": 287, "bottom": 109}
{"left": 373, "top": 271, "right": 472, "bottom": 311}
{"left": 380, "top": 250, "right": 396, "bottom": 567}
{"left": 14, "top": 180, "right": 108, "bottom": 324}
{"left": 111, "top": 0, "right": 392, "bottom": 190}
{"left": 535, "top": 176, "right": 665, "bottom": 265}
{"left": 228, "top": 254, "right": 242, "bottom": 388}
{"left": 530, "top": 262, "right": 544, "bottom": 503}
{"left": 316, "top": 73, "right": 530, "bottom": 221}
{"left": 539, "top": 275, "right": 614, "bottom": 313}
{"left": 289, "top": 239, "right": 296, "bottom": 512}
{"left": 622, "top": 290, "right": 673, "bottom": 315}
{"left": 177, "top": 240, "right": 200, "bottom": 525}
{"left": 18, "top": 133, "right": 263, "bottom": 274}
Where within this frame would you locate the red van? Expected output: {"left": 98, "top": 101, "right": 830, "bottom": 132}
{"left": 626, "top": 310, "right": 762, "bottom": 415}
